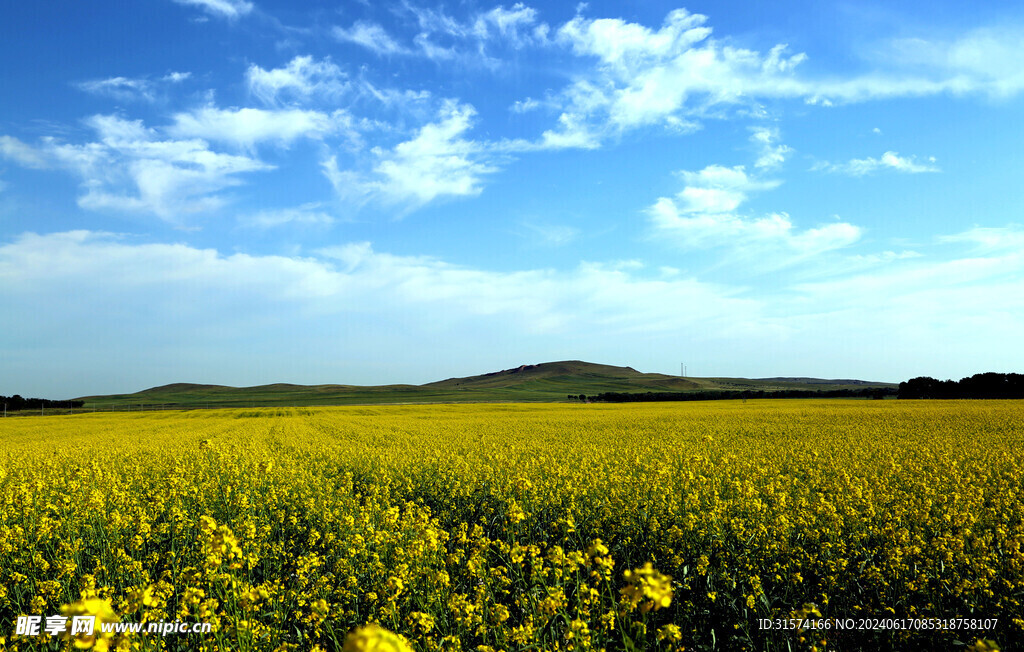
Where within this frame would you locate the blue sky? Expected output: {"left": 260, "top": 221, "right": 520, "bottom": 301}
{"left": 2, "top": 0, "right": 1024, "bottom": 397}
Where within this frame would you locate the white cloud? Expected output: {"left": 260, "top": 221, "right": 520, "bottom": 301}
{"left": 794, "top": 27, "right": 1024, "bottom": 104}
{"left": 791, "top": 241, "right": 1024, "bottom": 314}
{"left": 2, "top": 115, "right": 271, "bottom": 219}
{"left": 649, "top": 164, "right": 860, "bottom": 260}
{"left": 672, "top": 165, "right": 780, "bottom": 214}
{"left": 557, "top": 8, "right": 713, "bottom": 69}
{"left": 81, "top": 144, "right": 270, "bottom": 218}
{"left": 651, "top": 202, "right": 860, "bottom": 256}
{"left": 499, "top": 85, "right": 606, "bottom": 152}
{"left": 519, "top": 222, "right": 580, "bottom": 246}
{"left": 324, "top": 101, "right": 496, "bottom": 208}
{"left": 540, "top": 9, "right": 811, "bottom": 141}
{"left": 167, "top": 106, "right": 348, "bottom": 149}
{"left": 937, "top": 224, "right": 1024, "bottom": 253}
{"left": 869, "top": 27, "right": 1024, "bottom": 99}
{"left": 339, "top": 3, "right": 546, "bottom": 63}
{"left": 401, "top": 4, "right": 463, "bottom": 37}
{"left": 238, "top": 202, "right": 336, "bottom": 229}
{"left": 473, "top": 3, "right": 540, "bottom": 48}
{"left": 76, "top": 72, "right": 191, "bottom": 103}
{"left": 814, "top": 151, "right": 939, "bottom": 176}
{"left": 0, "top": 135, "right": 51, "bottom": 169}
{"left": 172, "top": 0, "right": 253, "bottom": 19}
{"left": 76, "top": 77, "right": 155, "bottom": 102}
{"left": 749, "top": 126, "right": 792, "bottom": 169}
{"left": 0, "top": 231, "right": 758, "bottom": 342}
{"left": 332, "top": 21, "right": 409, "bottom": 55}
{"left": 548, "top": 11, "right": 1024, "bottom": 124}
{"left": 840, "top": 250, "right": 923, "bottom": 268}
{"left": 244, "top": 55, "right": 426, "bottom": 124}
{"left": 497, "top": 111, "right": 602, "bottom": 152}
{"left": 246, "top": 56, "right": 348, "bottom": 105}
{"left": 411, "top": 33, "right": 457, "bottom": 61}
{"left": 319, "top": 155, "right": 357, "bottom": 202}
{"left": 360, "top": 84, "right": 433, "bottom": 110}
{"left": 511, "top": 97, "right": 540, "bottom": 113}
{"left": 527, "top": 11, "right": 1024, "bottom": 150}
{"left": 876, "top": 151, "right": 939, "bottom": 173}
{"left": 87, "top": 114, "right": 154, "bottom": 143}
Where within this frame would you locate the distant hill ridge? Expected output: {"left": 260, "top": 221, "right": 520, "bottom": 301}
{"left": 756, "top": 377, "right": 877, "bottom": 385}
{"left": 72, "top": 360, "right": 896, "bottom": 409}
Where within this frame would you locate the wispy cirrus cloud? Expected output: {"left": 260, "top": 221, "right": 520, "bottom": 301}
{"left": 237, "top": 202, "right": 336, "bottom": 229}
{"left": 171, "top": 0, "right": 253, "bottom": 19}
{"left": 813, "top": 151, "right": 939, "bottom": 176}
{"left": 246, "top": 56, "right": 349, "bottom": 105}
{"left": 518, "top": 221, "right": 580, "bottom": 247}
{"left": 77, "top": 77, "right": 154, "bottom": 102}
{"left": 332, "top": 21, "right": 410, "bottom": 56}
{"left": 473, "top": 3, "right": 542, "bottom": 48}
{"left": 0, "top": 135, "right": 51, "bottom": 169}
{"left": 75, "top": 72, "right": 191, "bottom": 103}
{"left": 333, "top": 2, "right": 546, "bottom": 64}
{"left": 861, "top": 26, "right": 1024, "bottom": 100}
{"left": 937, "top": 224, "right": 1024, "bottom": 253}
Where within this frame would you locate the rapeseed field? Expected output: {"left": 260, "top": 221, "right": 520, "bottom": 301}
{"left": 0, "top": 400, "right": 1020, "bottom": 651}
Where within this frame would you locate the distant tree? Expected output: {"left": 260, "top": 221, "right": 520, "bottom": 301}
{"left": 899, "top": 377, "right": 943, "bottom": 399}
{"left": 0, "top": 394, "right": 84, "bottom": 411}
{"left": 898, "top": 373, "right": 1024, "bottom": 399}
{"left": 959, "top": 372, "right": 1024, "bottom": 398}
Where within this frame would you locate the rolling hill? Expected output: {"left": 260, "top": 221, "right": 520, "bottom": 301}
{"left": 73, "top": 361, "right": 896, "bottom": 409}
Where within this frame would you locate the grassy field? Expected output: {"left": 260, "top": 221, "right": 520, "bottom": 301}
{"left": 1, "top": 400, "right": 1018, "bottom": 651}
{"left": 69, "top": 361, "right": 896, "bottom": 410}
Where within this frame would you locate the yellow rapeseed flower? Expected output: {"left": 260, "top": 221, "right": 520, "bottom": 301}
{"left": 621, "top": 562, "right": 673, "bottom": 613}
{"left": 60, "top": 597, "right": 120, "bottom": 651}
{"left": 343, "top": 624, "right": 414, "bottom": 652}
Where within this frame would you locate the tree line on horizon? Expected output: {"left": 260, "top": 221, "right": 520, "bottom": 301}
{"left": 1, "top": 395, "right": 85, "bottom": 411}
{"left": 576, "top": 372, "right": 1024, "bottom": 403}
{"left": 897, "top": 372, "right": 1024, "bottom": 399}
{"left": 577, "top": 386, "right": 897, "bottom": 403}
